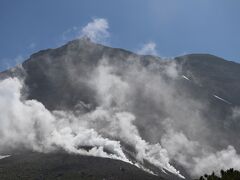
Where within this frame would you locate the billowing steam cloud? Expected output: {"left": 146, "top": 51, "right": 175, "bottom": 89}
{"left": 0, "top": 78, "right": 54, "bottom": 153}
{"left": 137, "top": 42, "right": 158, "bottom": 56}
{"left": 161, "top": 122, "right": 240, "bottom": 177}
{"left": 1, "top": 36, "right": 240, "bottom": 178}
{"left": 81, "top": 18, "right": 110, "bottom": 43}
{"left": 0, "top": 77, "right": 128, "bottom": 161}
{"left": 61, "top": 18, "right": 110, "bottom": 44}
{"left": 0, "top": 74, "right": 181, "bottom": 176}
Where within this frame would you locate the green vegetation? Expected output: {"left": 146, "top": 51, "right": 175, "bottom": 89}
{"left": 198, "top": 169, "right": 240, "bottom": 180}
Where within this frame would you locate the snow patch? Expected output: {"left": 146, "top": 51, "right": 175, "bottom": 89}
{"left": 182, "top": 75, "right": 190, "bottom": 81}
{"left": 213, "top": 95, "right": 231, "bottom": 105}
{"left": 0, "top": 155, "right": 10, "bottom": 160}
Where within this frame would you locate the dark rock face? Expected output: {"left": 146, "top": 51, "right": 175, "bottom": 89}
{"left": 175, "top": 54, "right": 240, "bottom": 106}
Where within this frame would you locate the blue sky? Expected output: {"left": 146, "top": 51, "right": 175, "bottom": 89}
{"left": 1, "top": 0, "right": 240, "bottom": 71}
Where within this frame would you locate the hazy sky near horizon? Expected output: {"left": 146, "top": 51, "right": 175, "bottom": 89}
{"left": 0, "top": 0, "right": 240, "bottom": 71}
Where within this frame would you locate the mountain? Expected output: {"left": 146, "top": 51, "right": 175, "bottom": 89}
{"left": 1, "top": 39, "right": 161, "bottom": 111}
{"left": 0, "top": 38, "right": 240, "bottom": 180}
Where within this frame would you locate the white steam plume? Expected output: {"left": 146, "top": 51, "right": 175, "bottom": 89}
{"left": 81, "top": 18, "right": 110, "bottom": 43}
{"left": 0, "top": 78, "right": 129, "bottom": 162}
{"left": 88, "top": 58, "right": 240, "bottom": 178}
{"left": 137, "top": 42, "right": 158, "bottom": 56}
{"left": 61, "top": 18, "right": 110, "bottom": 44}
{"left": 0, "top": 64, "right": 183, "bottom": 177}
{"left": 0, "top": 76, "right": 178, "bottom": 176}
{"left": 161, "top": 118, "right": 240, "bottom": 177}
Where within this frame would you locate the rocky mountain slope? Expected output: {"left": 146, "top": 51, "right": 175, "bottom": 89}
{"left": 0, "top": 38, "right": 240, "bottom": 179}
